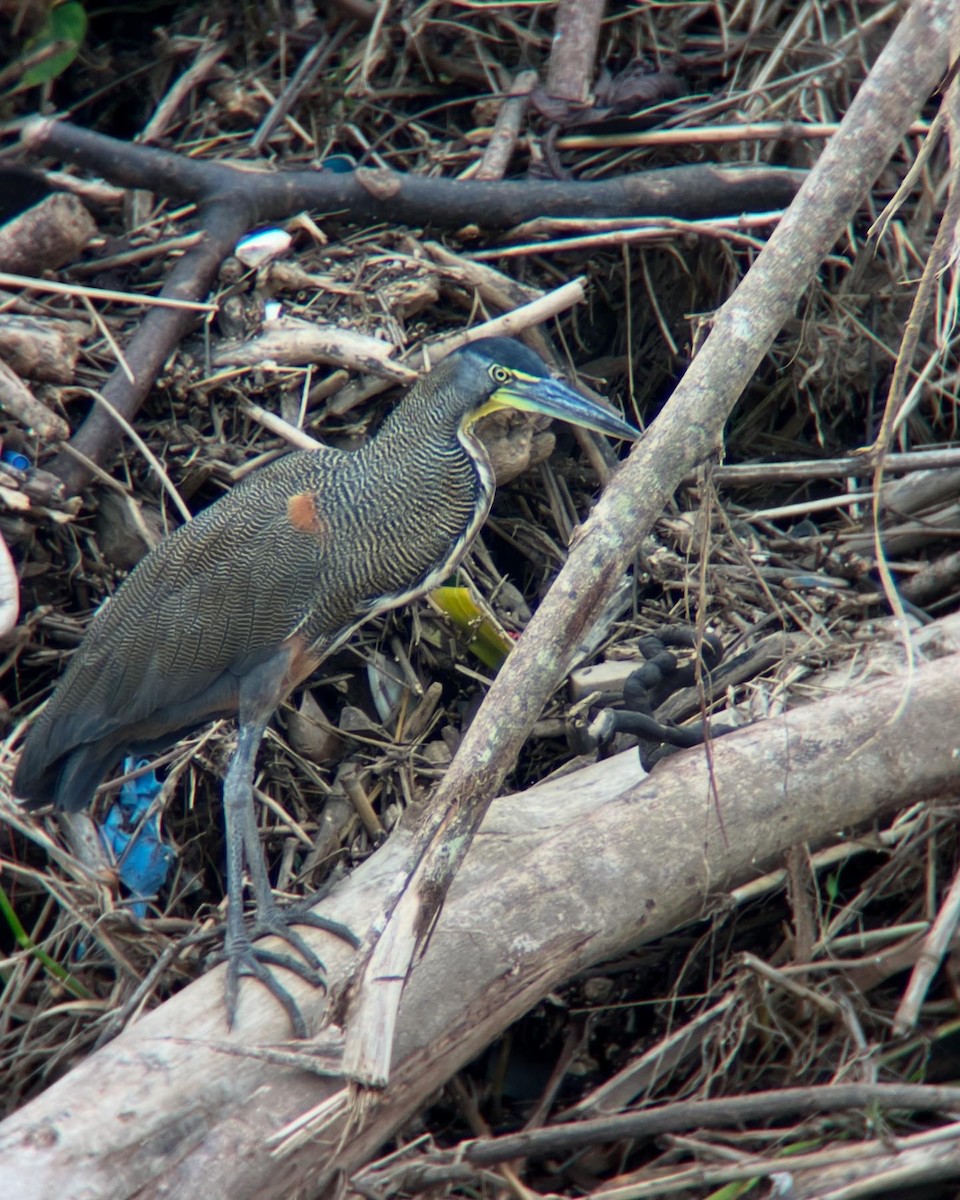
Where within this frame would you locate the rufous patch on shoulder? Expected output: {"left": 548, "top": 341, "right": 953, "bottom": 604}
{"left": 287, "top": 492, "right": 328, "bottom": 537}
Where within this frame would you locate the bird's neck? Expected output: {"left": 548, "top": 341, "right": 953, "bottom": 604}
{"left": 361, "top": 384, "right": 496, "bottom": 538}
{"left": 374, "top": 374, "right": 469, "bottom": 447}
{"left": 368, "top": 384, "right": 493, "bottom": 493}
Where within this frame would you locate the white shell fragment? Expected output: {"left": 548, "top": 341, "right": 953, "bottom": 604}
{"left": 235, "top": 228, "right": 292, "bottom": 269}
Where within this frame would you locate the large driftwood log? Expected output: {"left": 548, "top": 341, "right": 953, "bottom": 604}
{"left": 1, "top": 617, "right": 959, "bottom": 1198}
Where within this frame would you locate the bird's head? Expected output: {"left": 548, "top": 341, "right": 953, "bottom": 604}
{"left": 442, "top": 338, "right": 639, "bottom": 442}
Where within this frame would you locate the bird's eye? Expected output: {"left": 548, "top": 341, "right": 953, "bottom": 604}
{"left": 490, "top": 365, "right": 511, "bottom": 384}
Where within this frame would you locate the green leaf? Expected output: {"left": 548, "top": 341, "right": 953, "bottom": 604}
{"left": 21, "top": 2, "right": 88, "bottom": 88}
{"left": 0, "top": 880, "right": 92, "bottom": 1000}
{"left": 431, "top": 585, "right": 514, "bottom": 670}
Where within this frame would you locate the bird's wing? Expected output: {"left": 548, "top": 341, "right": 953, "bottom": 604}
{"left": 15, "top": 451, "right": 351, "bottom": 799}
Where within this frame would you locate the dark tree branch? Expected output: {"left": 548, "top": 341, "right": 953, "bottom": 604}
{"left": 23, "top": 116, "right": 802, "bottom": 226}
{"left": 46, "top": 201, "right": 254, "bottom": 493}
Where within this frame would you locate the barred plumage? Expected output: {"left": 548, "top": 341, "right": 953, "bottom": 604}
{"left": 13, "top": 336, "right": 637, "bottom": 1034}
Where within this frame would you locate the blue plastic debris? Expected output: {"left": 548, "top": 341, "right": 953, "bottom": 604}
{"left": 1, "top": 450, "right": 31, "bottom": 472}
{"left": 320, "top": 153, "right": 356, "bottom": 173}
{"left": 98, "top": 758, "right": 174, "bottom": 918}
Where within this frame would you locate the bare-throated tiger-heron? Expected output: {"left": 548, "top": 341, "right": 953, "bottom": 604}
{"left": 14, "top": 337, "right": 638, "bottom": 1034}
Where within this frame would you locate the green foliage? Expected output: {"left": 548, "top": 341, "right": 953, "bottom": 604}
{"left": 0, "top": 880, "right": 92, "bottom": 1000}
{"left": 432, "top": 585, "right": 514, "bottom": 670}
{"left": 17, "top": 1, "right": 87, "bottom": 89}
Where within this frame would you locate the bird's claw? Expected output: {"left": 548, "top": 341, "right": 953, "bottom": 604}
{"left": 265, "top": 905, "right": 361, "bottom": 948}
{"left": 249, "top": 910, "right": 325, "bottom": 972}
{"left": 249, "top": 900, "right": 360, "bottom": 965}
{"left": 216, "top": 903, "right": 360, "bottom": 1036}
{"left": 222, "top": 936, "right": 313, "bottom": 1039}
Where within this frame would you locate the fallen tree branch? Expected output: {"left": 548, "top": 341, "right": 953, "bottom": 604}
{"left": 22, "top": 117, "right": 801, "bottom": 226}
{"left": 1, "top": 616, "right": 959, "bottom": 1198}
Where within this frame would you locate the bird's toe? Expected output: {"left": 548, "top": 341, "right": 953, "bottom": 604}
{"left": 279, "top": 905, "right": 361, "bottom": 949}
{"left": 249, "top": 914, "right": 325, "bottom": 973}
{"left": 222, "top": 937, "right": 313, "bottom": 1038}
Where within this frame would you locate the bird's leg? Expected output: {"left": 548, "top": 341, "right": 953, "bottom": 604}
{"left": 221, "top": 717, "right": 314, "bottom": 1036}
{"left": 241, "top": 799, "right": 358, "bottom": 956}
{"left": 220, "top": 655, "right": 359, "bottom": 1036}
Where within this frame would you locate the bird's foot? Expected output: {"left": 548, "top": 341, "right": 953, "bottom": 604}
{"left": 250, "top": 902, "right": 359, "bottom": 955}
{"left": 217, "top": 902, "right": 360, "bottom": 1037}
{"left": 221, "top": 933, "right": 315, "bottom": 1038}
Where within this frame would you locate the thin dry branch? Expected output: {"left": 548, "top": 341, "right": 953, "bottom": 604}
{"left": 893, "top": 857, "right": 960, "bottom": 1034}
{"left": 395, "top": 1083, "right": 960, "bottom": 1171}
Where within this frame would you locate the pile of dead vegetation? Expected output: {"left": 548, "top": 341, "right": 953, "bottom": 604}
{"left": 1, "top": 1, "right": 959, "bottom": 1197}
